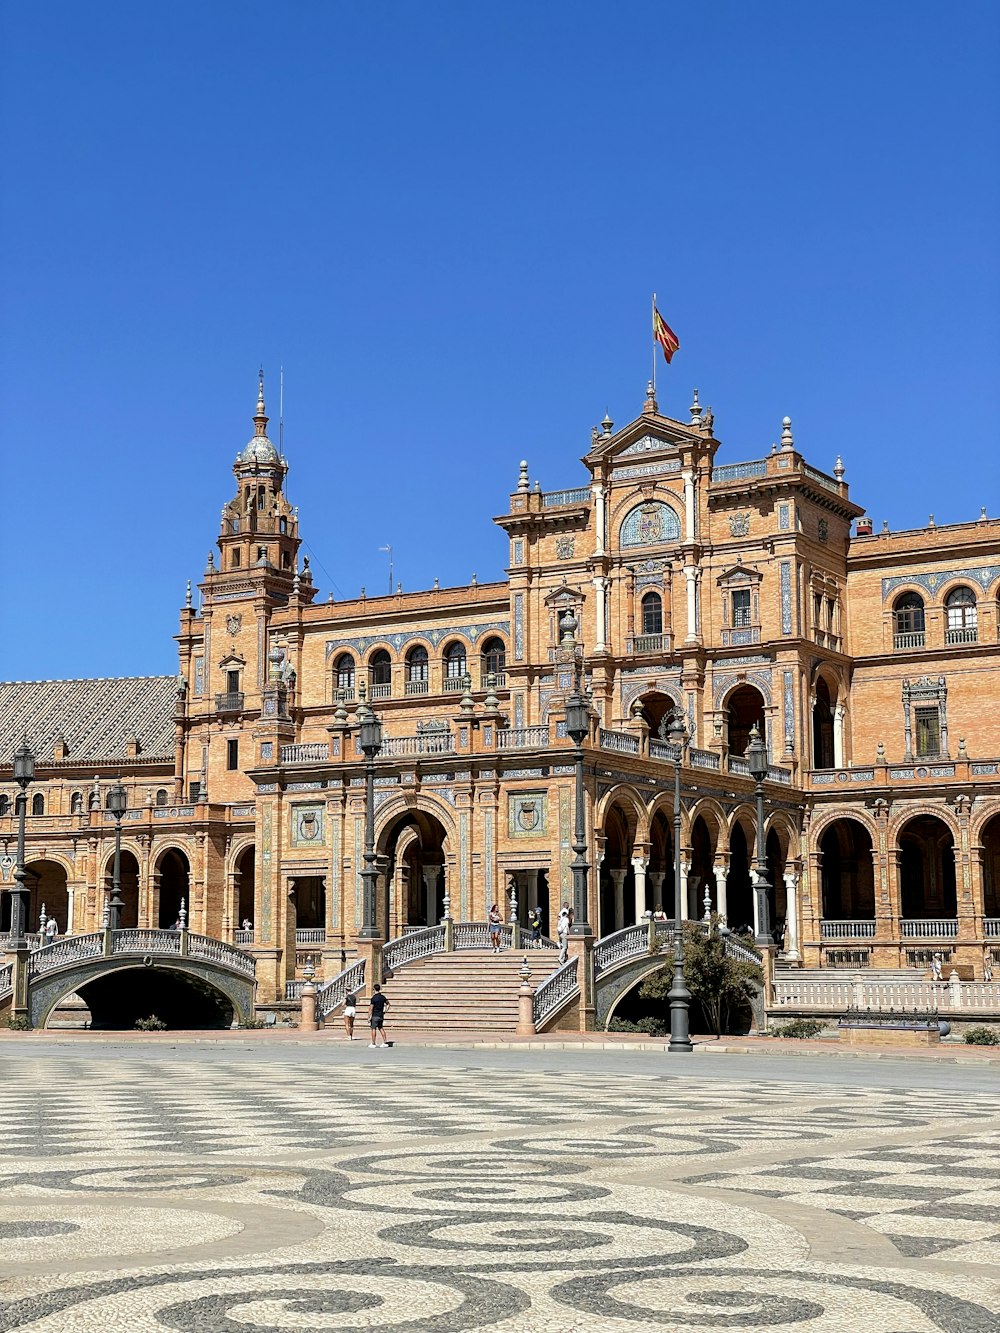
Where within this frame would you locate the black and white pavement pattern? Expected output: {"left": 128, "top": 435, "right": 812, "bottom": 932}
{"left": 0, "top": 1043, "right": 997, "bottom": 1331}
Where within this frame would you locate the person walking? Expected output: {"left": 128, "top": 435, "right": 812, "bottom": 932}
{"left": 556, "top": 905, "right": 571, "bottom": 963}
{"left": 528, "top": 905, "right": 542, "bottom": 944}
{"left": 487, "top": 902, "right": 503, "bottom": 953}
{"left": 44, "top": 914, "right": 58, "bottom": 943}
{"left": 368, "top": 984, "right": 390, "bottom": 1047}
{"left": 343, "top": 989, "right": 358, "bottom": 1040}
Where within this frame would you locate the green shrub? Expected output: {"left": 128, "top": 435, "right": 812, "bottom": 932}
{"left": 608, "top": 1016, "right": 668, "bottom": 1036}
{"left": 773, "top": 1018, "right": 826, "bottom": 1040}
{"left": 963, "top": 1025, "right": 999, "bottom": 1046}
{"left": 134, "top": 1015, "right": 167, "bottom": 1032}
{"left": 5, "top": 1014, "right": 31, "bottom": 1031}
{"left": 241, "top": 1017, "right": 270, "bottom": 1029}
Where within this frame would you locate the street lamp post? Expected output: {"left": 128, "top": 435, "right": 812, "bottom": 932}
{"left": 561, "top": 613, "right": 591, "bottom": 935}
{"left": 745, "top": 723, "right": 774, "bottom": 949}
{"left": 665, "top": 713, "right": 693, "bottom": 1053}
{"left": 356, "top": 697, "right": 383, "bottom": 940}
{"left": 107, "top": 778, "right": 128, "bottom": 931}
{"left": 9, "top": 742, "right": 35, "bottom": 950}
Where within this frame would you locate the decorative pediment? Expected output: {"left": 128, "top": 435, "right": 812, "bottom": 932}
{"left": 586, "top": 410, "right": 702, "bottom": 466}
{"left": 716, "top": 563, "right": 762, "bottom": 587}
{"left": 543, "top": 583, "right": 584, "bottom": 607}
{"left": 217, "top": 651, "right": 247, "bottom": 669}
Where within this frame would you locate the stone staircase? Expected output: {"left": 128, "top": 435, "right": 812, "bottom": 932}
{"left": 370, "top": 950, "right": 561, "bottom": 1033}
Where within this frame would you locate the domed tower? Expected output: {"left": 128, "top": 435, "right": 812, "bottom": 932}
{"left": 217, "top": 371, "right": 301, "bottom": 579}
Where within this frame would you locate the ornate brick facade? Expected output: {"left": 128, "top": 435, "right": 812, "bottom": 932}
{"left": 3, "top": 378, "right": 999, "bottom": 997}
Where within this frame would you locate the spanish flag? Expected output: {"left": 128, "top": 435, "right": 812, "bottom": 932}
{"left": 653, "top": 305, "right": 680, "bottom": 363}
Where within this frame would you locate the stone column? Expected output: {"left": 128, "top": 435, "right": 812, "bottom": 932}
{"left": 714, "top": 864, "right": 729, "bottom": 922}
{"left": 592, "top": 482, "right": 606, "bottom": 555}
{"left": 833, "top": 705, "right": 846, "bottom": 769}
{"left": 684, "top": 567, "right": 698, "bottom": 643}
{"left": 610, "top": 868, "right": 627, "bottom": 932}
{"left": 682, "top": 468, "right": 696, "bottom": 541}
{"left": 648, "top": 871, "right": 666, "bottom": 915}
{"left": 631, "top": 856, "right": 648, "bottom": 924}
{"left": 422, "top": 867, "right": 438, "bottom": 926}
{"left": 679, "top": 860, "right": 691, "bottom": 921}
{"left": 593, "top": 576, "right": 608, "bottom": 652}
{"left": 783, "top": 869, "right": 801, "bottom": 961}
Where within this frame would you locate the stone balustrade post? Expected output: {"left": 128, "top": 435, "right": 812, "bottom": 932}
{"left": 300, "top": 978, "right": 319, "bottom": 1032}
{"left": 516, "top": 959, "right": 536, "bottom": 1036}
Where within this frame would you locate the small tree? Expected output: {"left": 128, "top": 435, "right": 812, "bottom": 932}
{"left": 639, "top": 918, "right": 763, "bottom": 1036}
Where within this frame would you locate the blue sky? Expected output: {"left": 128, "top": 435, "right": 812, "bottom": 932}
{"left": 1, "top": 1, "right": 997, "bottom": 680}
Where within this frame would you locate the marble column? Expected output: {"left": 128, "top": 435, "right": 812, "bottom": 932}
{"left": 783, "top": 870, "right": 801, "bottom": 960}
{"left": 833, "top": 705, "right": 846, "bottom": 769}
{"left": 610, "top": 868, "right": 627, "bottom": 932}
{"left": 631, "top": 856, "right": 648, "bottom": 924}
{"left": 714, "top": 866, "right": 729, "bottom": 922}
{"left": 648, "top": 871, "right": 666, "bottom": 915}
{"left": 593, "top": 576, "right": 608, "bottom": 652}
{"left": 422, "top": 867, "right": 438, "bottom": 926}
{"left": 679, "top": 861, "right": 691, "bottom": 920}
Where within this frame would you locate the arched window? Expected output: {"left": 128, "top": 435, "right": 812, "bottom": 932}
{"left": 480, "top": 637, "right": 506, "bottom": 683}
{"left": 369, "top": 649, "right": 392, "bottom": 697}
{"left": 31, "top": 792, "right": 45, "bottom": 817}
{"left": 620, "top": 501, "right": 680, "bottom": 549}
{"left": 945, "top": 586, "right": 977, "bottom": 643}
{"left": 0, "top": 795, "right": 10, "bottom": 816}
{"left": 443, "top": 641, "right": 467, "bottom": 689}
{"left": 405, "top": 645, "right": 429, "bottom": 694}
{"left": 893, "top": 592, "right": 925, "bottom": 647}
{"left": 155, "top": 788, "right": 168, "bottom": 807}
{"left": 70, "top": 791, "right": 83, "bottom": 814}
{"left": 641, "top": 592, "right": 663, "bottom": 636}
{"left": 334, "top": 653, "right": 356, "bottom": 699}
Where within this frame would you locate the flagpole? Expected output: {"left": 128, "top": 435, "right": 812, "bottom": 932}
{"left": 651, "top": 292, "right": 657, "bottom": 394}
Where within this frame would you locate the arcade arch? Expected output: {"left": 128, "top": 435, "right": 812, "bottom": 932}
{"left": 378, "top": 808, "right": 449, "bottom": 933}
{"left": 898, "top": 814, "right": 956, "bottom": 920}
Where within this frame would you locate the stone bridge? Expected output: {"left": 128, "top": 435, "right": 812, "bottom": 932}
{"left": 0, "top": 928, "right": 257, "bottom": 1029}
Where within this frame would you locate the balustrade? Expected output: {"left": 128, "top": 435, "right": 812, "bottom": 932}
{"left": 599, "top": 728, "right": 640, "bottom": 755}
{"left": 593, "top": 924, "right": 649, "bottom": 975}
{"left": 404, "top": 679, "right": 429, "bottom": 695}
{"left": 369, "top": 682, "right": 392, "bottom": 700}
{"left": 0, "top": 962, "right": 11, "bottom": 997}
{"left": 28, "top": 933, "right": 103, "bottom": 976}
{"left": 381, "top": 732, "right": 455, "bottom": 757}
{"left": 894, "top": 631, "right": 925, "bottom": 650}
{"left": 295, "top": 928, "right": 327, "bottom": 945}
{"left": 900, "top": 918, "right": 959, "bottom": 938}
{"left": 772, "top": 976, "right": 1000, "bottom": 1013}
{"left": 689, "top": 746, "right": 720, "bottom": 770}
{"left": 627, "top": 633, "right": 667, "bottom": 655}
{"left": 984, "top": 919, "right": 1000, "bottom": 938}
{"left": 532, "top": 957, "right": 579, "bottom": 1026}
{"left": 187, "top": 933, "right": 257, "bottom": 977}
{"left": 112, "top": 928, "right": 181, "bottom": 956}
{"left": 234, "top": 929, "right": 254, "bottom": 945}
{"left": 497, "top": 725, "right": 549, "bottom": 750}
{"left": 453, "top": 921, "right": 513, "bottom": 950}
{"left": 280, "top": 742, "right": 330, "bottom": 764}
{"left": 542, "top": 486, "right": 590, "bottom": 507}
{"left": 820, "top": 920, "right": 876, "bottom": 939}
{"left": 945, "top": 626, "right": 978, "bottom": 645}
{"left": 381, "top": 924, "right": 446, "bottom": 974}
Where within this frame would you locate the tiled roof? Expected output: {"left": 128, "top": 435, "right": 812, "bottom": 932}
{"left": 0, "top": 676, "right": 177, "bottom": 765}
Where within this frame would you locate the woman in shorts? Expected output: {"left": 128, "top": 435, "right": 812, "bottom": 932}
{"left": 343, "top": 990, "right": 357, "bottom": 1040}
{"left": 488, "top": 902, "right": 503, "bottom": 952}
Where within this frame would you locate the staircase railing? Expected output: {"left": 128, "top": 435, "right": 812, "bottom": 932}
{"left": 532, "top": 957, "right": 578, "bottom": 1028}
{"left": 285, "top": 957, "right": 367, "bottom": 1016}
{"left": 382, "top": 924, "right": 446, "bottom": 976}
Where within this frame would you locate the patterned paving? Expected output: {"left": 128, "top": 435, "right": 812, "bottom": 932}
{"left": 0, "top": 1052, "right": 998, "bottom": 1330}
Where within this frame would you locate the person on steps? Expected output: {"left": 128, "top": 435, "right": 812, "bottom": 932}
{"left": 488, "top": 902, "right": 503, "bottom": 953}
{"left": 343, "top": 990, "right": 357, "bottom": 1040}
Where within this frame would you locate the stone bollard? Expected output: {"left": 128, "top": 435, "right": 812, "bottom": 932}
{"left": 516, "top": 955, "right": 536, "bottom": 1037}
{"left": 300, "top": 979, "right": 319, "bottom": 1032}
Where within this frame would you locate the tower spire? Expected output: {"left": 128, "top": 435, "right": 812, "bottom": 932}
{"left": 254, "top": 368, "right": 268, "bottom": 436}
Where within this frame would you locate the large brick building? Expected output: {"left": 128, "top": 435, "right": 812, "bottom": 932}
{"left": 3, "top": 375, "right": 999, "bottom": 1000}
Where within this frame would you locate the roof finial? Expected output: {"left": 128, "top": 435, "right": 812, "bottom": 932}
{"left": 689, "top": 388, "right": 702, "bottom": 425}
{"left": 185, "top": 579, "right": 192, "bottom": 609}
{"left": 257, "top": 367, "right": 266, "bottom": 415}
{"left": 644, "top": 379, "right": 658, "bottom": 414}
{"left": 601, "top": 410, "right": 614, "bottom": 436}
{"left": 780, "top": 415, "right": 794, "bottom": 451}
{"left": 517, "top": 460, "right": 529, "bottom": 492}
{"left": 833, "top": 454, "right": 845, "bottom": 481}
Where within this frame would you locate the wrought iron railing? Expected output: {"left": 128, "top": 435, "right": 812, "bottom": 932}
{"left": 215, "top": 692, "right": 245, "bottom": 713}
{"left": 532, "top": 957, "right": 579, "bottom": 1027}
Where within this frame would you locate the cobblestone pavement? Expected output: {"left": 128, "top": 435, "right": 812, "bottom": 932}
{"left": 1, "top": 1045, "right": 998, "bottom": 1331}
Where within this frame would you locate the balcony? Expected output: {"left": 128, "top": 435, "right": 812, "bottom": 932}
{"left": 280, "top": 742, "right": 330, "bottom": 765}
{"left": 945, "top": 626, "right": 978, "bottom": 645}
{"left": 627, "top": 633, "right": 668, "bottom": 655}
{"left": 369, "top": 682, "right": 391, "bottom": 700}
{"left": 497, "top": 725, "right": 550, "bottom": 750}
{"left": 404, "top": 679, "right": 429, "bottom": 696}
{"left": 443, "top": 676, "right": 466, "bottom": 692}
{"left": 894, "top": 631, "right": 925, "bottom": 650}
{"left": 381, "top": 732, "right": 455, "bottom": 757}
{"left": 215, "top": 691, "right": 245, "bottom": 713}
{"left": 295, "top": 928, "right": 326, "bottom": 945}
{"left": 820, "top": 919, "right": 876, "bottom": 940}
{"left": 900, "top": 918, "right": 959, "bottom": 939}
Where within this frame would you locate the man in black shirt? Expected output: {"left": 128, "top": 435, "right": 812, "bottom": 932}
{"left": 368, "top": 984, "right": 390, "bottom": 1047}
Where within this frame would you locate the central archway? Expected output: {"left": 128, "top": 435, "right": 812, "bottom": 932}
{"left": 379, "top": 809, "right": 449, "bottom": 934}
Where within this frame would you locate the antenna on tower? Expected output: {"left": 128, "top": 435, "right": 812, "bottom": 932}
{"left": 379, "top": 544, "right": 393, "bottom": 595}
{"left": 279, "top": 365, "right": 284, "bottom": 454}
